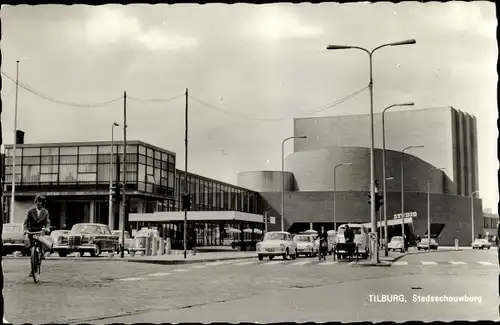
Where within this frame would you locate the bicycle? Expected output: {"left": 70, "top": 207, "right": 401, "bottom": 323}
{"left": 25, "top": 231, "right": 45, "bottom": 283}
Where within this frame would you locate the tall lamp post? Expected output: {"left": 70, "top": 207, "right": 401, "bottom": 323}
{"left": 400, "top": 145, "right": 424, "bottom": 240}
{"left": 327, "top": 39, "right": 416, "bottom": 261}
{"left": 382, "top": 102, "right": 414, "bottom": 256}
{"left": 281, "top": 135, "right": 307, "bottom": 232}
{"left": 108, "top": 122, "right": 119, "bottom": 230}
{"left": 470, "top": 190, "right": 479, "bottom": 243}
{"left": 10, "top": 60, "right": 20, "bottom": 223}
{"left": 427, "top": 167, "right": 446, "bottom": 243}
{"left": 333, "top": 163, "right": 352, "bottom": 232}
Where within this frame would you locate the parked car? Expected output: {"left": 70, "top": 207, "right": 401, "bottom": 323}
{"left": 472, "top": 238, "right": 491, "bottom": 249}
{"left": 388, "top": 236, "right": 405, "bottom": 252}
{"left": 417, "top": 238, "right": 438, "bottom": 250}
{"left": 50, "top": 230, "right": 70, "bottom": 255}
{"left": 52, "top": 223, "right": 119, "bottom": 257}
{"left": 2, "top": 223, "right": 30, "bottom": 256}
{"left": 112, "top": 230, "right": 134, "bottom": 253}
{"left": 129, "top": 229, "right": 161, "bottom": 256}
{"left": 256, "top": 231, "right": 298, "bottom": 260}
{"left": 293, "top": 234, "right": 318, "bottom": 257}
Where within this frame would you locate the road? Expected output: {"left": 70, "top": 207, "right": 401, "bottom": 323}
{"left": 3, "top": 249, "right": 498, "bottom": 323}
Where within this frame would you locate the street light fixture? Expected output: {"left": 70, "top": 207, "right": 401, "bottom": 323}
{"left": 109, "top": 122, "right": 119, "bottom": 231}
{"left": 382, "top": 102, "right": 414, "bottom": 256}
{"left": 401, "top": 145, "right": 424, "bottom": 240}
{"left": 470, "top": 190, "right": 479, "bottom": 243}
{"left": 326, "top": 39, "right": 416, "bottom": 262}
{"left": 427, "top": 167, "right": 446, "bottom": 244}
{"left": 333, "top": 163, "right": 352, "bottom": 233}
{"left": 281, "top": 135, "right": 307, "bottom": 232}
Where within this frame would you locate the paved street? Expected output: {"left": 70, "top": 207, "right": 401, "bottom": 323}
{"left": 4, "top": 249, "right": 499, "bottom": 323}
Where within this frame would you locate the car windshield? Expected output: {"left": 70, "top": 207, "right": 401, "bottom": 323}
{"left": 293, "top": 235, "right": 312, "bottom": 242}
{"left": 113, "top": 231, "right": 130, "bottom": 238}
{"left": 475, "top": 239, "right": 487, "bottom": 243}
{"left": 338, "top": 227, "right": 362, "bottom": 235}
{"left": 420, "top": 238, "right": 435, "bottom": 243}
{"left": 391, "top": 237, "right": 403, "bottom": 242}
{"left": 71, "top": 224, "right": 101, "bottom": 234}
{"left": 264, "top": 233, "right": 287, "bottom": 241}
{"left": 3, "top": 225, "right": 22, "bottom": 233}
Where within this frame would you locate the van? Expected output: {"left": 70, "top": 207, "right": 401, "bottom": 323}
{"left": 336, "top": 223, "right": 370, "bottom": 259}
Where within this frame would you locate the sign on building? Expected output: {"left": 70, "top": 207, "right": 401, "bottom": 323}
{"left": 262, "top": 214, "right": 276, "bottom": 224}
{"left": 394, "top": 212, "right": 418, "bottom": 220}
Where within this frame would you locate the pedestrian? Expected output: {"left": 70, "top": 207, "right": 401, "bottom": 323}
{"left": 315, "top": 226, "right": 328, "bottom": 258}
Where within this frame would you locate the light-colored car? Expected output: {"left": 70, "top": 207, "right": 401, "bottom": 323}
{"left": 50, "top": 230, "right": 70, "bottom": 254}
{"left": 335, "top": 223, "right": 370, "bottom": 259}
{"left": 2, "top": 223, "right": 30, "bottom": 256}
{"left": 293, "top": 234, "right": 318, "bottom": 257}
{"left": 112, "top": 230, "right": 134, "bottom": 253}
{"left": 388, "top": 236, "right": 405, "bottom": 252}
{"left": 417, "top": 238, "right": 438, "bottom": 250}
{"left": 256, "top": 231, "right": 298, "bottom": 261}
{"left": 472, "top": 238, "right": 491, "bottom": 249}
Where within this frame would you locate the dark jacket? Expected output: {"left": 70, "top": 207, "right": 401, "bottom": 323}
{"left": 23, "top": 207, "right": 51, "bottom": 233}
{"left": 344, "top": 228, "right": 355, "bottom": 243}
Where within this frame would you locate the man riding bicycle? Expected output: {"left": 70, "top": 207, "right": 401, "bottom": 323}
{"left": 23, "top": 194, "right": 51, "bottom": 275}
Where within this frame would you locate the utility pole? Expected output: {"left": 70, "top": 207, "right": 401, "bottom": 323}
{"left": 10, "top": 60, "right": 20, "bottom": 223}
{"left": 183, "top": 88, "right": 189, "bottom": 259}
{"left": 120, "top": 91, "right": 127, "bottom": 258}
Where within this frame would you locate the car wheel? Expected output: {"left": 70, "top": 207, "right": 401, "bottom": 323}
{"left": 283, "top": 249, "right": 289, "bottom": 260}
{"left": 258, "top": 255, "right": 263, "bottom": 261}
{"left": 58, "top": 252, "right": 67, "bottom": 257}
{"left": 269, "top": 256, "right": 274, "bottom": 260}
{"left": 488, "top": 246, "right": 491, "bottom": 250}
{"left": 90, "top": 245, "right": 101, "bottom": 257}
{"left": 291, "top": 249, "right": 297, "bottom": 260}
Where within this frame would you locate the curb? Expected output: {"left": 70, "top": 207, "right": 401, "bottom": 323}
{"left": 353, "top": 261, "right": 392, "bottom": 267}
{"left": 126, "top": 255, "right": 256, "bottom": 265}
{"left": 406, "top": 249, "right": 462, "bottom": 256}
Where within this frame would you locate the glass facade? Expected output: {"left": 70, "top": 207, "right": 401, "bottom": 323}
{"left": 3, "top": 142, "right": 176, "bottom": 198}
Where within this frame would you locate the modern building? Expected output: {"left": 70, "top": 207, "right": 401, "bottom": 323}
{"left": 237, "top": 107, "right": 483, "bottom": 246}
{"left": 2, "top": 139, "right": 263, "bottom": 248}
{"left": 482, "top": 209, "right": 498, "bottom": 242}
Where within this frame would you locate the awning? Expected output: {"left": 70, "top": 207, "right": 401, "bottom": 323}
{"left": 129, "top": 211, "right": 264, "bottom": 224}
{"left": 225, "top": 227, "right": 241, "bottom": 234}
{"left": 362, "top": 217, "right": 413, "bottom": 230}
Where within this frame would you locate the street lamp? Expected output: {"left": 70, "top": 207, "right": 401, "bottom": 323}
{"left": 382, "top": 102, "right": 414, "bottom": 256}
{"left": 401, "top": 145, "right": 424, "bottom": 240}
{"left": 470, "top": 190, "right": 479, "bottom": 243}
{"left": 427, "top": 167, "right": 446, "bottom": 244}
{"left": 109, "top": 122, "right": 119, "bottom": 230}
{"left": 333, "top": 163, "right": 352, "bottom": 232}
{"left": 327, "top": 39, "right": 416, "bottom": 261}
{"left": 281, "top": 135, "right": 307, "bottom": 232}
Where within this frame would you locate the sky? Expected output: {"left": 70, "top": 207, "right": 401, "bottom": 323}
{"left": 1, "top": 2, "right": 498, "bottom": 212}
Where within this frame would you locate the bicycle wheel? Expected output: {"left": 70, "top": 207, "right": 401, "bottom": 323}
{"left": 30, "top": 246, "right": 41, "bottom": 283}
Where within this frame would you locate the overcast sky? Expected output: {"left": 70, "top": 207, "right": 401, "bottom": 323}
{"left": 1, "top": 2, "right": 498, "bottom": 211}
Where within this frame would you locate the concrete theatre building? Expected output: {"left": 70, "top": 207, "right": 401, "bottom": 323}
{"left": 237, "top": 107, "right": 483, "bottom": 246}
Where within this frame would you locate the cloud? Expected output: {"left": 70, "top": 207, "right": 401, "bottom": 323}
{"left": 242, "top": 6, "right": 324, "bottom": 41}
{"left": 82, "top": 6, "right": 198, "bottom": 51}
{"left": 436, "top": 2, "right": 496, "bottom": 39}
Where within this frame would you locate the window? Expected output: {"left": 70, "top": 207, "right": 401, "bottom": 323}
{"left": 168, "top": 172, "right": 174, "bottom": 188}
{"left": 154, "top": 169, "right": 161, "bottom": 185}
{"left": 138, "top": 155, "right": 146, "bottom": 164}
{"left": 167, "top": 163, "right": 175, "bottom": 172}
{"left": 60, "top": 155, "right": 78, "bottom": 164}
{"left": 147, "top": 148, "right": 154, "bottom": 157}
{"left": 22, "top": 165, "right": 40, "bottom": 183}
{"left": 155, "top": 151, "right": 161, "bottom": 160}
{"left": 78, "top": 164, "right": 97, "bottom": 173}
{"left": 41, "top": 156, "right": 58, "bottom": 165}
{"left": 41, "top": 147, "right": 59, "bottom": 155}
{"left": 98, "top": 154, "right": 111, "bottom": 164}
{"left": 40, "top": 174, "right": 58, "bottom": 182}
{"left": 146, "top": 166, "right": 153, "bottom": 175}
{"left": 168, "top": 155, "right": 175, "bottom": 164}
{"left": 78, "top": 146, "right": 98, "bottom": 155}
{"left": 5, "top": 157, "right": 22, "bottom": 166}
{"left": 161, "top": 178, "right": 168, "bottom": 187}
{"left": 146, "top": 157, "right": 153, "bottom": 166}
{"left": 138, "top": 164, "right": 146, "bottom": 183}
{"left": 126, "top": 154, "right": 137, "bottom": 163}
{"left": 23, "top": 148, "right": 41, "bottom": 156}
{"left": 139, "top": 146, "right": 146, "bottom": 155}
{"left": 98, "top": 145, "right": 112, "bottom": 154}
{"left": 126, "top": 172, "right": 137, "bottom": 182}
{"left": 78, "top": 155, "right": 97, "bottom": 164}
{"left": 138, "top": 182, "right": 146, "bottom": 191}
{"left": 154, "top": 159, "right": 161, "bottom": 169}
{"left": 59, "top": 165, "right": 78, "bottom": 182}
{"left": 60, "top": 147, "right": 78, "bottom": 155}
{"left": 147, "top": 175, "right": 155, "bottom": 184}
{"left": 23, "top": 157, "right": 40, "bottom": 165}
{"left": 127, "top": 145, "right": 138, "bottom": 154}
{"left": 77, "top": 173, "right": 97, "bottom": 182}
{"left": 41, "top": 165, "right": 58, "bottom": 174}
{"left": 97, "top": 164, "right": 113, "bottom": 183}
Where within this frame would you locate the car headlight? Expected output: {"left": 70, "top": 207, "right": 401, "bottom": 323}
{"left": 88, "top": 238, "right": 95, "bottom": 244}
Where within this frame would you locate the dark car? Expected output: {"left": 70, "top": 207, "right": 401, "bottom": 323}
{"left": 52, "top": 223, "right": 119, "bottom": 257}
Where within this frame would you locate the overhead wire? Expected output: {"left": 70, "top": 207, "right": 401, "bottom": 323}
{"left": 188, "top": 84, "right": 369, "bottom": 121}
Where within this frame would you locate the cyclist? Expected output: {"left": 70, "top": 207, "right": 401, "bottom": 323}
{"left": 23, "top": 194, "right": 51, "bottom": 275}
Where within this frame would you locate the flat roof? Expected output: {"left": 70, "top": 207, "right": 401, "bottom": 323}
{"left": 129, "top": 211, "right": 264, "bottom": 224}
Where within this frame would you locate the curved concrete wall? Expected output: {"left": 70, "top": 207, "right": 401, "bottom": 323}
{"left": 285, "top": 146, "right": 450, "bottom": 194}
{"left": 259, "top": 190, "right": 483, "bottom": 246}
{"left": 237, "top": 171, "right": 295, "bottom": 192}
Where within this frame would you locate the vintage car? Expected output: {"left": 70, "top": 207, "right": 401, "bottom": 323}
{"left": 52, "top": 223, "right": 119, "bottom": 257}
{"left": 388, "top": 236, "right": 405, "bottom": 252}
{"left": 472, "top": 238, "right": 491, "bottom": 250}
{"left": 2, "top": 223, "right": 30, "bottom": 256}
{"left": 50, "top": 230, "right": 70, "bottom": 255}
{"left": 129, "top": 229, "right": 161, "bottom": 256}
{"left": 293, "top": 234, "right": 318, "bottom": 257}
{"left": 112, "top": 230, "right": 134, "bottom": 253}
{"left": 256, "top": 231, "right": 298, "bottom": 260}
{"left": 417, "top": 238, "right": 438, "bottom": 250}
{"left": 335, "top": 223, "right": 370, "bottom": 259}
